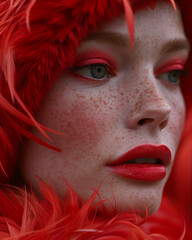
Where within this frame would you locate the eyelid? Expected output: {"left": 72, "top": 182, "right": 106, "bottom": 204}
{"left": 74, "top": 50, "right": 118, "bottom": 69}
{"left": 71, "top": 61, "right": 117, "bottom": 83}
{"left": 73, "top": 57, "right": 118, "bottom": 77}
{"left": 155, "top": 59, "right": 185, "bottom": 76}
{"left": 69, "top": 69, "right": 109, "bottom": 83}
{"left": 74, "top": 57, "right": 114, "bottom": 69}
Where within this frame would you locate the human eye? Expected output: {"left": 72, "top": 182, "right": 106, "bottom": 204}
{"left": 155, "top": 60, "right": 186, "bottom": 86}
{"left": 157, "top": 70, "right": 185, "bottom": 85}
{"left": 73, "top": 63, "right": 116, "bottom": 81}
{"left": 71, "top": 51, "right": 117, "bottom": 82}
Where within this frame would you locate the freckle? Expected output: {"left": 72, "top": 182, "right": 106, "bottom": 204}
{"left": 131, "top": 94, "right": 136, "bottom": 100}
{"left": 134, "top": 89, "right": 139, "bottom": 94}
{"left": 78, "top": 95, "right": 86, "bottom": 99}
{"left": 134, "top": 101, "right": 142, "bottom": 112}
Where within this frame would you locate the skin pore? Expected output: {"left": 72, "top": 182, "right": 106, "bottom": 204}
{"left": 20, "top": 2, "right": 190, "bottom": 215}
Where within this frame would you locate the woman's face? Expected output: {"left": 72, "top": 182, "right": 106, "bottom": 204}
{"left": 20, "top": 2, "right": 189, "bottom": 215}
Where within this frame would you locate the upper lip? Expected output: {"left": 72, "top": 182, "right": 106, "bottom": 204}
{"left": 107, "top": 144, "right": 172, "bottom": 166}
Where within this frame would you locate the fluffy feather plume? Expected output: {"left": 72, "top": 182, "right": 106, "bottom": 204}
{"left": 0, "top": 1, "right": 192, "bottom": 238}
{"left": 0, "top": 180, "right": 186, "bottom": 240}
{"left": 0, "top": 0, "right": 50, "bottom": 140}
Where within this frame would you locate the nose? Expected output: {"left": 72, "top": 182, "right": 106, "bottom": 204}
{"left": 126, "top": 85, "right": 171, "bottom": 130}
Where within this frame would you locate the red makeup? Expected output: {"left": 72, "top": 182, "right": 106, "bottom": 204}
{"left": 74, "top": 50, "right": 118, "bottom": 70}
{"left": 155, "top": 59, "right": 185, "bottom": 76}
{"left": 70, "top": 50, "right": 118, "bottom": 82}
{"left": 107, "top": 144, "right": 171, "bottom": 181}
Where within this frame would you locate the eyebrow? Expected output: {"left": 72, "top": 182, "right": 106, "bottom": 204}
{"left": 85, "top": 32, "right": 137, "bottom": 48}
{"left": 84, "top": 31, "right": 190, "bottom": 53}
{"left": 160, "top": 39, "right": 190, "bottom": 55}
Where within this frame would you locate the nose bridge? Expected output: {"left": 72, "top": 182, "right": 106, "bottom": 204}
{"left": 127, "top": 73, "right": 171, "bottom": 130}
{"left": 135, "top": 82, "right": 169, "bottom": 111}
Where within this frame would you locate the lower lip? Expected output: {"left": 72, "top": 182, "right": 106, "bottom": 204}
{"left": 107, "top": 164, "right": 166, "bottom": 181}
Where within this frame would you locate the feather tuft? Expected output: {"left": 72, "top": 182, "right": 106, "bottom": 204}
{"left": 122, "top": 0, "right": 134, "bottom": 48}
{"left": 169, "top": 0, "right": 176, "bottom": 10}
{"left": 0, "top": 180, "right": 185, "bottom": 239}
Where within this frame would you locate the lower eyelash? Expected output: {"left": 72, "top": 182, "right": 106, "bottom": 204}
{"left": 72, "top": 64, "right": 117, "bottom": 80}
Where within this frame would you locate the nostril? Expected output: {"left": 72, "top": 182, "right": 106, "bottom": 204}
{"left": 138, "top": 117, "right": 169, "bottom": 129}
{"left": 159, "top": 118, "right": 169, "bottom": 130}
{"left": 138, "top": 118, "right": 154, "bottom": 125}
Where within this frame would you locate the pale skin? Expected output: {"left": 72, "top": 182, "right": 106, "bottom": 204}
{"left": 20, "top": 2, "right": 190, "bottom": 215}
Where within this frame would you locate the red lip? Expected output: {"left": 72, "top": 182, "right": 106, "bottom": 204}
{"left": 107, "top": 145, "right": 172, "bottom": 181}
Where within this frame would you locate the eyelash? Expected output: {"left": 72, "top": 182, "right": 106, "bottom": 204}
{"left": 155, "top": 62, "right": 186, "bottom": 86}
{"left": 72, "top": 62, "right": 117, "bottom": 82}
{"left": 156, "top": 69, "right": 186, "bottom": 85}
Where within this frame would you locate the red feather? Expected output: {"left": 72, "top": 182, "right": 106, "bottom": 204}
{"left": 0, "top": 181, "right": 186, "bottom": 240}
{"left": 0, "top": 0, "right": 191, "bottom": 238}
{"left": 122, "top": 0, "right": 134, "bottom": 48}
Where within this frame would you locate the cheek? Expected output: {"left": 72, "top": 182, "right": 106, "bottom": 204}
{"left": 57, "top": 95, "right": 111, "bottom": 145}
{"left": 60, "top": 110, "right": 100, "bottom": 143}
{"left": 167, "top": 91, "right": 185, "bottom": 146}
{"left": 44, "top": 84, "right": 130, "bottom": 147}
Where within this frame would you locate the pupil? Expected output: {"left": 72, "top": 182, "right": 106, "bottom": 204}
{"left": 169, "top": 70, "right": 179, "bottom": 83}
{"left": 91, "top": 65, "right": 106, "bottom": 79}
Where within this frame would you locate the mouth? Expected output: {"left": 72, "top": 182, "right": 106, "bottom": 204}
{"left": 107, "top": 145, "right": 171, "bottom": 182}
{"left": 127, "top": 158, "right": 162, "bottom": 164}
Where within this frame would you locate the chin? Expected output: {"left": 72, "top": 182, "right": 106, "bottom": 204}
{"left": 88, "top": 182, "right": 164, "bottom": 217}
{"left": 94, "top": 193, "right": 162, "bottom": 218}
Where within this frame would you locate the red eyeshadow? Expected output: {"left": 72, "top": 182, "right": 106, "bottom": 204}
{"left": 74, "top": 50, "right": 118, "bottom": 70}
{"left": 155, "top": 59, "right": 186, "bottom": 76}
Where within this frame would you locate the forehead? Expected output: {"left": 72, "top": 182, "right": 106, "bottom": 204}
{"left": 134, "top": 1, "right": 184, "bottom": 37}
{"left": 101, "top": 2, "right": 185, "bottom": 38}
{"left": 80, "top": 1, "right": 189, "bottom": 57}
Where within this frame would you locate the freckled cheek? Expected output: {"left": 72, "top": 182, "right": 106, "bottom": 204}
{"left": 168, "top": 96, "right": 185, "bottom": 144}
{"left": 48, "top": 83, "right": 130, "bottom": 147}
{"left": 55, "top": 97, "right": 116, "bottom": 145}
